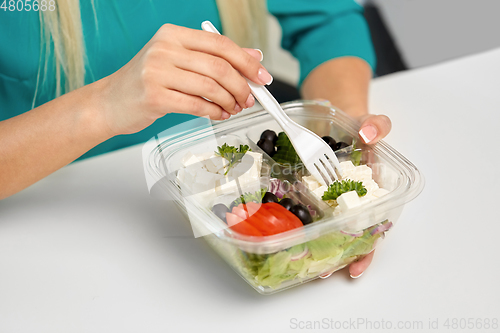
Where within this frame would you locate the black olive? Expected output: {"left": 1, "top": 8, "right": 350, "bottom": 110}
{"left": 257, "top": 138, "right": 275, "bottom": 156}
{"left": 279, "top": 198, "right": 295, "bottom": 211}
{"left": 322, "top": 136, "right": 337, "bottom": 147}
{"left": 229, "top": 200, "right": 239, "bottom": 212}
{"left": 212, "top": 203, "right": 229, "bottom": 223}
{"left": 290, "top": 204, "right": 313, "bottom": 225}
{"left": 260, "top": 130, "right": 278, "bottom": 144}
{"left": 262, "top": 192, "right": 279, "bottom": 204}
{"left": 335, "top": 142, "right": 349, "bottom": 151}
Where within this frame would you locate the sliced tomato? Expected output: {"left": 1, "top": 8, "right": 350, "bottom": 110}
{"left": 246, "top": 202, "right": 304, "bottom": 235}
{"left": 247, "top": 208, "right": 288, "bottom": 235}
{"left": 245, "top": 212, "right": 276, "bottom": 235}
{"left": 264, "top": 203, "right": 303, "bottom": 230}
{"left": 243, "top": 202, "right": 262, "bottom": 217}
{"left": 228, "top": 220, "right": 263, "bottom": 237}
{"left": 227, "top": 202, "right": 304, "bottom": 237}
{"left": 232, "top": 206, "right": 249, "bottom": 220}
{"left": 225, "top": 212, "right": 244, "bottom": 227}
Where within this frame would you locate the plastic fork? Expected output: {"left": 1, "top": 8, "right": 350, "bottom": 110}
{"left": 201, "top": 21, "right": 342, "bottom": 186}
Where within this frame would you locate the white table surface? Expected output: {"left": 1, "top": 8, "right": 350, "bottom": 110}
{"left": 1, "top": 48, "right": 500, "bottom": 333}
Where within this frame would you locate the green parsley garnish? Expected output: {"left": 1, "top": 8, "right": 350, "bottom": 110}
{"left": 321, "top": 180, "right": 367, "bottom": 201}
{"left": 215, "top": 143, "right": 251, "bottom": 175}
{"left": 231, "top": 188, "right": 267, "bottom": 207}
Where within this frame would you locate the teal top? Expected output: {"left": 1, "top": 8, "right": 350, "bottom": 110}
{"left": 0, "top": 0, "right": 375, "bottom": 160}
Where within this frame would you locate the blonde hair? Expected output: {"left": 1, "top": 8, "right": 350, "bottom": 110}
{"left": 216, "top": 0, "right": 268, "bottom": 50}
{"left": 35, "top": 0, "right": 267, "bottom": 104}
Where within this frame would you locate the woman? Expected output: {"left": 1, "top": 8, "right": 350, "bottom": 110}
{"left": 0, "top": 0, "right": 391, "bottom": 277}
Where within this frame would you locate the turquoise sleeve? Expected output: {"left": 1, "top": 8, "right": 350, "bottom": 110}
{"left": 268, "top": 0, "right": 376, "bottom": 86}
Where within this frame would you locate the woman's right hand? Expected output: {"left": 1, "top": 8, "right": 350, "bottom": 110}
{"left": 96, "top": 24, "right": 272, "bottom": 136}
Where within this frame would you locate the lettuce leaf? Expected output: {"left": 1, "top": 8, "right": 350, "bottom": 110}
{"left": 306, "top": 232, "right": 353, "bottom": 261}
{"left": 272, "top": 132, "right": 302, "bottom": 166}
{"left": 234, "top": 222, "right": 389, "bottom": 289}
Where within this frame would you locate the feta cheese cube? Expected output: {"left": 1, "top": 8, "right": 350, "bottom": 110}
{"left": 230, "top": 162, "right": 253, "bottom": 183}
{"left": 333, "top": 205, "right": 342, "bottom": 216}
{"left": 227, "top": 152, "right": 262, "bottom": 183}
{"left": 362, "top": 179, "right": 380, "bottom": 193}
{"left": 339, "top": 160, "right": 355, "bottom": 171}
{"left": 359, "top": 193, "right": 375, "bottom": 205}
{"left": 339, "top": 161, "right": 356, "bottom": 179}
{"left": 198, "top": 152, "right": 214, "bottom": 160}
{"left": 372, "top": 188, "right": 390, "bottom": 198}
{"left": 312, "top": 185, "right": 328, "bottom": 199}
{"left": 191, "top": 169, "right": 218, "bottom": 193}
{"left": 212, "top": 156, "right": 228, "bottom": 175}
{"left": 246, "top": 151, "right": 262, "bottom": 173}
{"left": 181, "top": 151, "right": 201, "bottom": 167}
{"left": 302, "top": 175, "right": 321, "bottom": 191}
{"left": 352, "top": 165, "right": 373, "bottom": 182}
{"left": 336, "top": 190, "right": 361, "bottom": 211}
{"left": 202, "top": 154, "right": 220, "bottom": 174}
{"left": 182, "top": 165, "right": 199, "bottom": 188}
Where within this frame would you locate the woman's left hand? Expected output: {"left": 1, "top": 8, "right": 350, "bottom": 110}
{"left": 348, "top": 113, "right": 392, "bottom": 278}
{"left": 301, "top": 56, "right": 393, "bottom": 279}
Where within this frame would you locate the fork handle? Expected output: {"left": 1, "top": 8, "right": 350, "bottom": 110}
{"left": 201, "top": 21, "right": 293, "bottom": 130}
{"left": 245, "top": 79, "right": 293, "bottom": 128}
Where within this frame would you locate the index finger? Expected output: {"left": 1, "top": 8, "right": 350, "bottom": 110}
{"left": 167, "top": 25, "right": 273, "bottom": 86}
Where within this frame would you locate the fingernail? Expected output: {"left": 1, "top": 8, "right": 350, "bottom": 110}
{"left": 221, "top": 111, "right": 231, "bottom": 120}
{"left": 258, "top": 68, "right": 273, "bottom": 85}
{"left": 350, "top": 271, "right": 364, "bottom": 279}
{"left": 255, "top": 49, "right": 264, "bottom": 61}
{"left": 359, "top": 125, "right": 377, "bottom": 144}
{"left": 233, "top": 103, "right": 242, "bottom": 113}
{"left": 245, "top": 94, "right": 255, "bottom": 108}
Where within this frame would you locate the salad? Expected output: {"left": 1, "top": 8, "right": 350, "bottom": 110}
{"left": 175, "top": 129, "right": 394, "bottom": 290}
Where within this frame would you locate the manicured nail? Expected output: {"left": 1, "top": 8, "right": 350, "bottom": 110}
{"left": 221, "top": 111, "right": 231, "bottom": 120}
{"left": 350, "top": 271, "right": 364, "bottom": 279}
{"left": 233, "top": 103, "right": 242, "bottom": 113}
{"left": 255, "top": 49, "right": 264, "bottom": 61}
{"left": 245, "top": 94, "right": 255, "bottom": 108}
{"left": 359, "top": 125, "right": 377, "bottom": 144}
{"left": 258, "top": 68, "right": 273, "bottom": 85}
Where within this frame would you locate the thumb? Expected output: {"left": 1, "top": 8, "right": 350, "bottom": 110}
{"left": 349, "top": 251, "right": 375, "bottom": 278}
{"left": 358, "top": 114, "right": 392, "bottom": 144}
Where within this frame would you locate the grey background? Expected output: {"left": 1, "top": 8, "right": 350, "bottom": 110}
{"left": 267, "top": 0, "right": 500, "bottom": 85}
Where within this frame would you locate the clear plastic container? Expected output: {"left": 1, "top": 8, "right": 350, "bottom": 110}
{"left": 145, "top": 100, "right": 424, "bottom": 294}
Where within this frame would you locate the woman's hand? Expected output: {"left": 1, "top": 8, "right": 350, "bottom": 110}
{"left": 98, "top": 24, "right": 272, "bottom": 136}
{"left": 0, "top": 24, "right": 271, "bottom": 199}
{"left": 300, "top": 56, "right": 392, "bottom": 279}
{"left": 348, "top": 114, "right": 391, "bottom": 278}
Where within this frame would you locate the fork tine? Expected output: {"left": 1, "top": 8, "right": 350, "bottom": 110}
{"left": 324, "top": 151, "right": 342, "bottom": 180}
{"left": 321, "top": 156, "right": 340, "bottom": 181}
{"left": 315, "top": 160, "right": 335, "bottom": 186}
{"left": 307, "top": 165, "right": 328, "bottom": 187}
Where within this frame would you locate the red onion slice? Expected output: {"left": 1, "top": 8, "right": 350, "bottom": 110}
{"left": 306, "top": 205, "right": 317, "bottom": 217}
{"left": 269, "top": 179, "right": 290, "bottom": 199}
{"left": 370, "top": 221, "right": 393, "bottom": 235}
{"left": 290, "top": 246, "right": 309, "bottom": 261}
{"left": 341, "top": 230, "right": 363, "bottom": 237}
